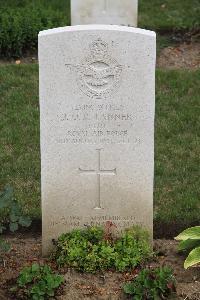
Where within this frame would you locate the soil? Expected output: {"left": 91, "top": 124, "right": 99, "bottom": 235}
{"left": 0, "top": 234, "right": 200, "bottom": 300}
{"left": 157, "top": 42, "right": 200, "bottom": 70}
{"left": 0, "top": 41, "right": 199, "bottom": 70}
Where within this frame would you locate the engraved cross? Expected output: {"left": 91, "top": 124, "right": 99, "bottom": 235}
{"left": 79, "top": 149, "right": 116, "bottom": 210}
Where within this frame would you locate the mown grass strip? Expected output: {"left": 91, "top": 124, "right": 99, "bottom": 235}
{"left": 139, "top": 0, "right": 200, "bottom": 31}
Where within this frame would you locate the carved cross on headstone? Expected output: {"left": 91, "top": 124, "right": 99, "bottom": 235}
{"left": 79, "top": 149, "right": 116, "bottom": 209}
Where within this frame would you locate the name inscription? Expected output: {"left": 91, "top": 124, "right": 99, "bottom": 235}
{"left": 54, "top": 103, "right": 148, "bottom": 145}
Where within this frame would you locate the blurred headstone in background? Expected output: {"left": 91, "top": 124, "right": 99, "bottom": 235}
{"left": 71, "top": 0, "right": 138, "bottom": 27}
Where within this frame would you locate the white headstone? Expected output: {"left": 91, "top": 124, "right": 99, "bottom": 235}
{"left": 39, "top": 25, "right": 156, "bottom": 255}
{"left": 71, "top": 0, "right": 138, "bottom": 27}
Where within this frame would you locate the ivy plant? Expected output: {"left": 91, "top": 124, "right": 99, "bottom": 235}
{"left": 175, "top": 226, "right": 200, "bottom": 269}
{"left": 123, "top": 267, "right": 176, "bottom": 300}
{"left": 10, "top": 263, "right": 64, "bottom": 300}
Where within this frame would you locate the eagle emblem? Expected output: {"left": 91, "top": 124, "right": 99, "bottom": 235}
{"left": 76, "top": 39, "right": 122, "bottom": 99}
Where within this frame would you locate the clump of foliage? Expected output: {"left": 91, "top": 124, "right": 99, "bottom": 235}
{"left": 175, "top": 226, "right": 200, "bottom": 269}
{"left": 11, "top": 263, "right": 64, "bottom": 300}
{"left": 123, "top": 267, "right": 175, "bottom": 300}
{"left": 0, "top": 185, "right": 32, "bottom": 253}
{"left": 0, "top": 4, "right": 67, "bottom": 58}
{"left": 53, "top": 225, "right": 152, "bottom": 273}
{"left": 0, "top": 185, "right": 32, "bottom": 233}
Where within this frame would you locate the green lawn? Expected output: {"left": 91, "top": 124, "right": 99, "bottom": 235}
{"left": 0, "top": 65, "right": 199, "bottom": 235}
{"left": 0, "top": 0, "right": 199, "bottom": 31}
{"left": 0, "top": 65, "right": 40, "bottom": 218}
{"left": 139, "top": 0, "right": 200, "bottom": 31}
{"left": 155, "top": 70, "right": 200, "bottom": 236}
{"left": 0, "top": 0, "right": 199, "bottom": 58}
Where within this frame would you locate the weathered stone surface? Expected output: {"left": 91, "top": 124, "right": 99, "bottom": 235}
{"left": 39, "top": 25, "right": 156, "bottom": 255}
{"left": 71, "top": 0, "right": 138, "bottom": 27}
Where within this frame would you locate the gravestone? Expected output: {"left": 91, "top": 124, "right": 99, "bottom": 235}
{"left": 39, "top": 25, "right": 156, "bottom": 255}
{"left": 71, "top": 0, "right": 138, "bottom": 27}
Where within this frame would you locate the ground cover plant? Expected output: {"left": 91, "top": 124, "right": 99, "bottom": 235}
{"left": 175, "top": 226, "right": 200, "bottom": 269}
{"left": 0, "top": 185, "right": 31, "bottom": 254}
{"left": 10, "top": 263, "right": 64, "bottom": 300}
{"left": 0, "top": 65, "right": 199, "bottom": 236}
{"left": 123, "top": 266, "right": 176, "bottom": 300}
{"left": 53, "top": 225, "right": 152, "bottom": 273}
{"left": 0, "top": 185, "right": 31, "bottom": 232}
{"left": 0, "top": 2, "right": 68, "bottom": 58}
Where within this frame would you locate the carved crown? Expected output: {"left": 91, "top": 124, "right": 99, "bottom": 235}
{"left": 90, "top": 38, "right": 108, "bottom": 59}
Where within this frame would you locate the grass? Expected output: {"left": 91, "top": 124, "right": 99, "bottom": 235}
{"left": 0, "top": 0, "right": 70, "bottom": 14}
{"left": 0, "top": 0, "right": 199, "bottom": 32}
{"left": 0, "top": 65, "right": 40, "bottom": 218}
{"left": 155, "top": 69, "right": 200, "bottom": 236}
{"left": 0, "top": 0, "right": 199, "bottom": 58}
{"left": 156, "top": 34, "right": 177, "bottom": 56}
{"left": 0, "top": 65, "right": 199, "bottom": 235}
{"left": 0, "top": 1, "right": 69, "bottom": 58}
{"left": 139, "top": 0, "right": 200, "bottom": 31}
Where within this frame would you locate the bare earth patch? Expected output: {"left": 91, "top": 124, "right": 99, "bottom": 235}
{"left": 0, "top": 42, "right": 199, "bottom": 70}
{"left": 0, "top": 234, "right": 200, "bottom": 299}
{"left": 157, "top": 42, "right": 200, "bottom": 70}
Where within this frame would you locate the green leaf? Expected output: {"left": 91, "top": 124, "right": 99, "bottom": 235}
{"left": 123, "top": 282, "right": 135, "bottom": 295}
{"left": 184, "top": 246, "right": 200, "bottom": 269}
{"left": 175, "top": 226, "right": 200, "bottom": 241}
{"left": 0, "top": 239, "right": 11, "bottom": 252}
{"left": 10, "top": 213, "right": 19, "bottom": 223}
{"left": 16, "top": 264, "right": 63, "bottom": 299}
{"left": 0, "top": 185, "right": 14, "bottom": 208}
{"left": 0, "top": 224, "right": 6, "bottom": 234}
{"left": 47, "top": 290, "right": 54, "bottom": 296}
{"left": 32, "top": 293, "right": 44, "bottom": 300}
{"left": 19, "top": 215, "right": 32, "bottom": 227}
{"left": 10, "top": 286, "right": 18, "bottom": 293}
{"left": 31, "top": 264, "right": 40, "bottom": 272}
{"left": 178, "top": 239, "right": 200, "bottom": 251}
{"left": 18, "top": 272, "right": 33, "bottom": 286}
{"left": 9, "top": 222, "right": 19, "bottom": 232}
{"left": 10, "top": 201, "right": 21, "bottom": 215}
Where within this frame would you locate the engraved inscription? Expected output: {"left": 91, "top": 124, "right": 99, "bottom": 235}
{"left": 76, "top": 39, "right": 122, "bottom": 99}
{"left": 79, "top": 149, "right": 116, "bottom": 209}
{"left": 49, "top": 215, "right": 141, "bottom": 235}
{"left": 55, "top": 103, "right": 147, "bottom": 145}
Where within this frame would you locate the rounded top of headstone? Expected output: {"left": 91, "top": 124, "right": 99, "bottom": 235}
{"left": 39, "top": 25, "right": 156, "bottom": 38}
